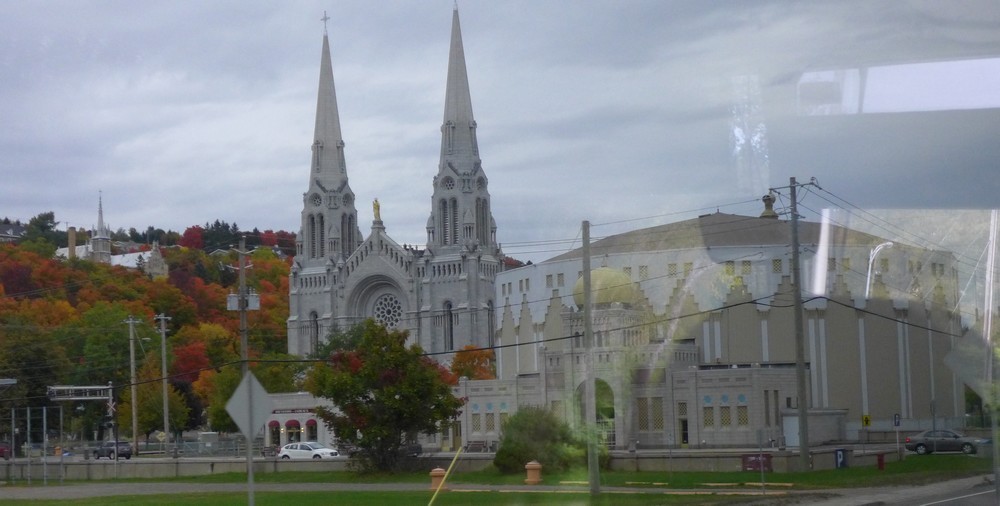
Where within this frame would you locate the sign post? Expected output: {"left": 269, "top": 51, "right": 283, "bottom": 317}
{"left": 893, "top": 413, "right": 901, "bottom": 458}
{"left": 226, "top": 372, "right": 273, "bottom": 506}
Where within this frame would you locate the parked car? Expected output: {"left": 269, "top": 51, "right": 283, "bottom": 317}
{"left": 277, "top": 441, "right": 339, "bottom": 459}
{"left": 93, "top": 441, "right": 132, "bottom": 460}
{"left": 904, "top": 429, "right": 985, "bottom": 455}
{"left": 0, "top": 441, "right": 11, "bottom": 460}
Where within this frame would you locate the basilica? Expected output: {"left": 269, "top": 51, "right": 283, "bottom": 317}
{"left": 267, "top": 8, "right": 972, "bottom": 454}
{"left": 286, "top": 8, "right": 502, "bottom": 360}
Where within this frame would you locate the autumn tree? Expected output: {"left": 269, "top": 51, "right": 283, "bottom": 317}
{"left": 305, "top": 320, "right": 463, "bottom": 472}
{"left": 178, "top": 226, "right": 205, "bottom": 249}
{"left": 450, "top": 345, "right": 496, "bottom": 380}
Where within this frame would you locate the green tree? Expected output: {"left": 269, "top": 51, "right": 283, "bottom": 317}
{"left": 116, "top": 360, "right": 191, "bottom": 441}
{"left": 493, "top": 406, "right": 607, "bottom": 474}
{"left": 0, "top": 315, "right": 72, "bottom": 409}
{"left": 305, "top": 320, "right": 462, "bottom": 472}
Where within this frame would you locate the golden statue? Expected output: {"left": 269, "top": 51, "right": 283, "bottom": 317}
{"left": 373, "top": 198, "right": 381, "bottom": 221}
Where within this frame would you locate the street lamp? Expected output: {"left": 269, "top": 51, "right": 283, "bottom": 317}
{"left": 866, "top": 242, "right": 894, "bottom": 299}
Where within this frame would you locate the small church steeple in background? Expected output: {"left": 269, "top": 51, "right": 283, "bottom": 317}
{"left": 91, "top": 192, "right": 112, "bottom": 264}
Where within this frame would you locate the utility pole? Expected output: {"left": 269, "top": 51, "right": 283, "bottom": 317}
{"left": 789, "top": 178, "right": 809, "bottom": 471}
{"left": 155, "top": 313, "right": 172, "bottom": 456}
{"left": 238, "top": 235, "right": 255, "bottom": 505}
{"left": 769, "top": 177, "right": 819, "bottom": 471}
{"left": 123, "top": 315, "right": 142, "bottom": 458}
{"left": 582, "top": 220, "right": 600, "bottom": 496}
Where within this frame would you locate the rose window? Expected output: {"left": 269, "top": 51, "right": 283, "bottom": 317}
{"left": 373, "top": 294, "right": 403, "bottom": 329}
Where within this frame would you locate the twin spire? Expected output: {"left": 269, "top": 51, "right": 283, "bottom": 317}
{"left": 308, "top": 8, "right": 489, "bottom": 253}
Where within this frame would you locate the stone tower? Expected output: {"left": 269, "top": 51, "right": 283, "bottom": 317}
{"left": 418, "top": 8, "right": 502, "bottom": 353}
{"left": 287, "top": 29, "right": 364, "bottom": 354}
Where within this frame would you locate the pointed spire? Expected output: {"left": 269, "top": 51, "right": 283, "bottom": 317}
{"left": 313, "top": 30, "right": 347, "bottom": 184}
{"left": 440, "top": 7, "right": 477, "bottom": 159}
{"left": 96, "top": 191, "right": 109, "bottom": 239}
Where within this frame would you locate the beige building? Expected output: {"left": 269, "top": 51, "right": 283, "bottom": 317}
{"left": 447, "top": 198, "right": 967, "bottom": 451}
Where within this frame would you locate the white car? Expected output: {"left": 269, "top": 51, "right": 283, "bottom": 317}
{"left": 277, "top": 441, "right": 339, "bottom": 459}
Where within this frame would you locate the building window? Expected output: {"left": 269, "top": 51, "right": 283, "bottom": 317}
{"left": 683, "top": 262, "right": 693, "bottom": 277}
{"left": 651, "top": 397, "right": 664, "bottom": 430}
{"left": 737, "top": 406, "right": 749, "bottom": 426}
{"left": 623, "top": 266, "right": 632, "bottom": 278}
{"left": 703, "top": 407, "right": 714, "bottom": 427}
{"left": 309, "top": 311, "right": 319, "bottom": 354}
{"left": 678, "top": 402, "right": 687, "bottom": 417}
{"left": 471, "top": 413, "right": 481, "bottom": 433}
{"left": 668, "top": 263, "right": 678, "bottom": 277}
{"left": 772, "top": 259, "right": 782, "bottom": 273}
{"left": 444, "top": 301, "right": 455, "bottom": 350}
{"left": 639, "top": 265, "right": 649, "bottom": 280}
{"left": 637, "top": 398, "right": 650, "bottom": 431}
{"left": 828, "top": 258, "right": 836, "bottom": 271}
{"left": 546, "top": 274, "right": 553, "bottom": 288}
{"left": 373, "top": 294, "right": 402, "bottom": 329}
{"left": 841, "top": 257, "right": 851, "bottom": 271}
{"left": 741, "top": 260, "right": 751, "bottom": 275}
{"left": 725, "top": 261, "right": 735, "bottom": 275}
{"left": 720, "top": 406, "right": 732, "bottom": 427}
{"left": 499, "top": 412, "right": 509, "bottom": 430}
{"left": 557, "top": 273, "right": 565, "bottom": 286}
{"left": 485, "top": 412, "right": 496, "bottom": 433}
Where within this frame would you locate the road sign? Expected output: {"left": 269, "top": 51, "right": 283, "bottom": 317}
{"left": 862, "top": 414, "right": 871, "bottom": 427}
{"left": 893, "top": 413, "right": 900, "bottom": 427}
{"left": 225, "top": 372, "right": 274, "bottom": 439}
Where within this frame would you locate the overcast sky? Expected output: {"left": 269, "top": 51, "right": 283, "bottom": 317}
{"left": 3, "top": 1, "right": 999, "bottom": 263}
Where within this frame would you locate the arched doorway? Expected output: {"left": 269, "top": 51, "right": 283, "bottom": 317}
{"left": 575, "top": 379, "right": 616, "bottom": 448}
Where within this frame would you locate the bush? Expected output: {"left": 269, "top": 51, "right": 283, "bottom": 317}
{"left": 493, "top": 406, "right": 607, "bottom": 474}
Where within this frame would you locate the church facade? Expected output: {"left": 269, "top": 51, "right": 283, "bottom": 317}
{"left": 286, "top": 9, "right": 503, "bottom": 359}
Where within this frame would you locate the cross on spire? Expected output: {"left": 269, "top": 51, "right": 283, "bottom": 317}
{"left": 321, "top": 11, "right": 330, "bottom": 34}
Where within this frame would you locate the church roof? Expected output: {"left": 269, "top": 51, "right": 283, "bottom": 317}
{"left": 546, "top": 211, "right": 888, "bottom": 262}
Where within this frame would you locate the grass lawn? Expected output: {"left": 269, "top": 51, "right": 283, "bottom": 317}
{"left": 3, "top": 454, "right": 991, "bottom": 505}
{"left": 3, "top": 490, "right": 758, "bottom": 506}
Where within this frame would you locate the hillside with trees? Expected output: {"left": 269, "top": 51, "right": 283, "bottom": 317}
{"left": 0, "top": 214, "right": 301, "bottom": 443}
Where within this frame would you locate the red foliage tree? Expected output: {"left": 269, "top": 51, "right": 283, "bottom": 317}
{"left": 179, "top": 226, "right": 205, "bottom": 249}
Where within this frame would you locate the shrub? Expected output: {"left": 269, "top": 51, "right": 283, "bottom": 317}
{"left": 493, "top": 406, "right": 606, "bottom": 474}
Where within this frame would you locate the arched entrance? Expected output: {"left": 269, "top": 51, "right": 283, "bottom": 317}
{"left": 575, "top": 379, "right": 616, "bottom": 448}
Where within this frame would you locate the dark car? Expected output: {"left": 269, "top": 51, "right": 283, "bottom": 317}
{"left": 94, "top": 441, "right": 132, "bottom": 460}
{"left": 904, "top": 429, "right": 985, "bottom": 455}
{"left": 0, "top": 441, "right": 10, "bottom": 460}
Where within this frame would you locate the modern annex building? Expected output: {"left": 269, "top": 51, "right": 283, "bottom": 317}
{"left": 461, "top": 198, "right": 967, "bottom": 451}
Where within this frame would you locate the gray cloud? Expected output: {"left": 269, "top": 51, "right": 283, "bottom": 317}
{"left": 2, "top": 0, "right": 998, "bottom": 263}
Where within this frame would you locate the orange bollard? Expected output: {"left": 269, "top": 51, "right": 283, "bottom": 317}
{"left": 524, "top": 460, "right": 542, "bottom": 485}
{"left": 430, "top": 467, "right": 448, "bottom": 490}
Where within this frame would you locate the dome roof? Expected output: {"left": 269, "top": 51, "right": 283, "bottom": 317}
{"left": 572, "top": 267, "right": 637, "bottom": 307}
